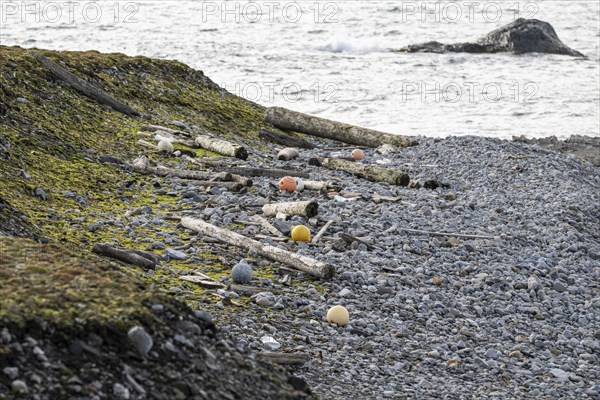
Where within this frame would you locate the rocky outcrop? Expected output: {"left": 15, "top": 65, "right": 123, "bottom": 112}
{"left": 395, "top": 18, "right": 584, "bottom": 57}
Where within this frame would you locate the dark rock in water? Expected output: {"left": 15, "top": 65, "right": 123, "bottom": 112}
{"left": 396, "top": 19, "right": 584, "bottom": 57}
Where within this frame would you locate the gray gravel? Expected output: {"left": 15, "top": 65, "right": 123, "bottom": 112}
{"left": 89, "top": 136, "right": 600, "bottom": 399}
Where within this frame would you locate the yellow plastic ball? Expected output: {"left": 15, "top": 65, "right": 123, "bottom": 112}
{"left": 291, "top": 225, "right": 311, "bottom": 242}
{"left": 327, "top": 305, "right": 349, "bottom": 326}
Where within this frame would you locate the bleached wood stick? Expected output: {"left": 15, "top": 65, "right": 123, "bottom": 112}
{"left": 262, "top": 201, "right": 319, "bottom": 218}
{"left": 312, "top": 220, "right": 334, "bottom": 244}
{"left": 303, "top": 180, "right": 342, "bottom": 192}
{"left": 398, "top": 227, "right": 498, "bottom": 240}
{"left": 250, "top": 215, "right": 287, "bottom": 238}
{"left": 181, "top": 217, "right": 334, "bottom": 279}
{"left": 153, "top": 130, "right": 197, "bottom": 148}
{"left": 141, "top": 124, "right": 190, "bottom": 137}
{"left": 219, "top": 166, "right": 310, "bottom": 179}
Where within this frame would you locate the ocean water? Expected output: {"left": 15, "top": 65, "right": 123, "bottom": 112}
{"left": 2, "top": 0, "right": 599, "bottom": 139}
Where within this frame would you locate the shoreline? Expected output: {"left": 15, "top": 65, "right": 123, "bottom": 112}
{"left": 1, "top": 46, "right": 599, "bottom": 399}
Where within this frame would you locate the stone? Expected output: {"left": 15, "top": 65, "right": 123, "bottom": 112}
{"left": 553, "top": 281, "right": 567, "bottom": 292}
{"left": 33, "top": 187, "right": 47, "bottom": 200}
{"left": 113, "top": 383, "right": 131, "bottom": 400}
{"left": 231, "top": 262, "right": 253, "bottom": 284}
{"left": 11, "top": 380, "right": 28, "bottom": 394}
{"left": 3, "top": 367, "right": 18, "bottom": 379}
{"left": 165, "top": 248, "right": 188, "bottom": 260}
{"left": 396, "top": 18, "right": 584, "bottom": 56}
{"left": 127, "top": 326, "right": 153, "bottom": 357}
{"left": 157, "top": 139, "right": 174, "bottom": 154}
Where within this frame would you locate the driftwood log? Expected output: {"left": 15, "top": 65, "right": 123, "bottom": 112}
{"left": 259, "top": 128, "right": 316, "bottom": 149}
{"left": 340, "top": 233, "right": 376, "bottom": 251}
{"left": 92, "top": 243, "right": 157, "bottom": 269}
{"left": 218, "top": 166, "right": 310, "bottom": 179}
{"left": 32, "top": 52, "right": 139, "bottom": 116}
{"left": 195, "top": 136, "right": 248, "bottom": 160}
{"left": 398, "top": 227, "right": 498, "bottom": 240}
{"left": 165, "top": 179, "right": 244, "bottom": 191}
{"left": 311, "top": 157, "right": 410, "bottom": 186}
{"left": 132, "top": 156, "right": 231, "bottom": 181}
{"left": 181, "top": 217, "right": 334, "bottom": 279}
{"left": 262, "top": 201, "right": 319, "bottom": 218}
{"left": 277, "top": 148, "right": 300, "bottom": 161}
{"left": 265, "top": 107, "right": 417, "bottom": 148}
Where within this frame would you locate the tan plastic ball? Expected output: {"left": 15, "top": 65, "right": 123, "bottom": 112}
{"left": 327, "top": 305, "right": 349, "bottom": 326}
{"left": 351, "top": 148, "right": 365, "bottom": 161}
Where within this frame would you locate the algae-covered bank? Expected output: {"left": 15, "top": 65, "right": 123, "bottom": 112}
{"left": 0, "top": 46, "right": 313, "bottom": 399}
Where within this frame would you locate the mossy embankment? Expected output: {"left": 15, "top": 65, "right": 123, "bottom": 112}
{"left": 0, "top": 45, "right": 274, "bottom": 314}
{"left": 0, "top": 45, "right": 315, "bottom": 398}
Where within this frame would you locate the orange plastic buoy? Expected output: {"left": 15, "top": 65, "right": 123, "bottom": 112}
{"left": 327, "top": 305, "right": 349, "bottom": 326}
{"left": 291, "top": 225, "right": 311, "bottom": 242}
{"left": 279, "top": 176, "right": 297, "bottom": 192}
{"left": 351, "top": 149, "right": 365, "bottom": 161}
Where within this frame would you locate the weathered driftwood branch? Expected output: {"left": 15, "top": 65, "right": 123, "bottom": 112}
{"left": 181, "top": 217, "right": 334, "bottom": 279}
{"left": 132, "top": 156, "right": 231, "bottom": 181}
{"left": 141, "top": 124, "right": 191, "bottom": 137}
{"left": 250, "top": 215, "right": 287, "bottom": 238}
{"left": 311, "top": 157, "right": 410, "bottom": 186}
{"left": 195, "top": 136, "right": 248, "bottom": 160}
{"left": 277, "top": 148, "right": 300, "bottom": 161}
{"left": 218, "top": 166, "right": 310, "bottom": 179}
{"left": 257, "top": 352, "right": 310, "bottom": 365}
{"left": 263, "top": 201, "right": 319, "bottom": 218}
{"left": 265, "top": 107, "right": 417, "bottom": 148}
{"left": 340, "top": 233, "right": 375, "bottom": 251}
{"left": 398, "top": 227, "right": 498, "bottom": 240}
{"left": 312, "top": 220, "right": 334, "bottom": 244}
{"left": 259, "top": 128, "right": 316, "bottom": 149}
{"left": 229, "top": 285, "right": 284, "bottom": 295}
{"left": 166, "top": 179, "right": 244, "bottom": 191}
{"left": 92, "top": 243, "right": 156, "bottom": 269}
{"left": 303, "top": 180, "right": 342, "bottom": 192}
{"left": 32, "top": 52, "right": 139, "bottom": 116}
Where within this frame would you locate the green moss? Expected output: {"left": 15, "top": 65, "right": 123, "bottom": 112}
{"left": 0, "top": 237, "right": 159, "bottom": 330}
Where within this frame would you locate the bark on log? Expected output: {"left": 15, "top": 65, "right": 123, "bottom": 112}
{"left": 257, "top": 352, "right": 311, "bottom": 365}
{"left": 32, "top": 52, "right": 139, "bottom": 116}
{"left": 262, "top": 201, "right": 319, "bottom": 218}
{"left": 259, "top": 128, "right": 317, "bottom": 149}
{"left": 92, "top": 243, "right": 156, "bottom": 269}
{"left": 265, "top": 107, "right": 417, "bottom": 148}
{"left": 218, "top": 166, "right": 310, "bottom": 179}
{"left": 313, "top": 157, "right": 410, "bottom": 186}
{"left": 195, "top": 136, "right": 248, "bottom": 160}
{"left": 181, "top": 217, "right": 334, "bottom": 279}
{"left": 277, "top": 148, "right": 300, "bottom": 161}
{"left": 132, "top": 156, "right": 231, "bottom": 181}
